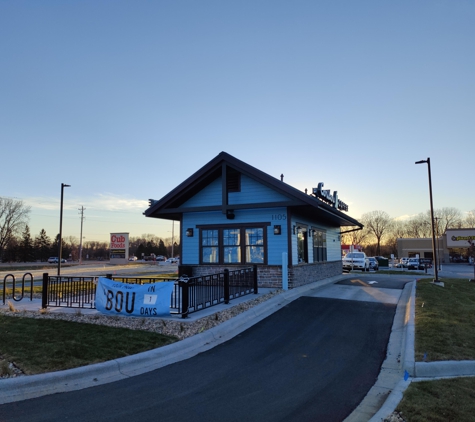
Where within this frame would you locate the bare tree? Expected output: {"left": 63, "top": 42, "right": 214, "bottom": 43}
{"left": 433, "top": 207, "right": 463, "bottom": 232}
{"left": 385, "top": 220, "right": 408, "bottom": 256}
{"left": 405, "top": 213, "right": 432, "bottom": 238}
{"left": 361, "top": 210, "right": 393, "bottom": 256}
{"left": 465, "top": 210, "right": 475, "bottom": 228}
{"left": 340, "top": 226, "right": 368, "bottom": 248}
{"left": 0, "top": 197, "right": 31, "bottom": 260}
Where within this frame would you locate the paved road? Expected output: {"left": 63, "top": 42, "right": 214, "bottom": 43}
{"left": 0, "top": 262, "right": 178, "bottom": 288}
{"left": 0, "top": 275, "right": 408, "bottom": 422}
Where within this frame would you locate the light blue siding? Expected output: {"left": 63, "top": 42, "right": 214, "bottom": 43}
{"left": 290, "top": 216, "right": 342, "bottom": 265}
{"left": 326, "top": 228, "right": 342, "bottom": 261}
{"left": 181, "top": 175, "right": 289, "bottom": 208}
{"left": 181, "top": 207, "right": 289, "bottom": 265}
{"left": 181, "top": 178, "right": 222, "bottom": 207}
{"left": 229, "top": 175, "right": 290, "bottom": 204}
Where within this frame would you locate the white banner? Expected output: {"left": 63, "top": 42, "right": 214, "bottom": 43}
{"left": 96, "top": 277, "right": 174, "bottom": 317}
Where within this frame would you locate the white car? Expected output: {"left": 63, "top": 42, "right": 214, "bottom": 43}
{"left": 166, "top": 258, "right": 179, "bottom": 264}
{"left": 342, "top": 252, "right": 370, "bottom": 272}
{"left": 407, "top": 258, "right": 423, "bottom": 270}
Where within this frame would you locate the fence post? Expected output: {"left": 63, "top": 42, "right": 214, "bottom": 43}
{"left": 224, "top": 269, "right": 230, "bottom": 304}
{"left": 2, "top": 275, "right": 6, "bottom": 305}
{"left": 253, "top": 265, "right": 258, "bottom": 294}
{"left": 181, "top": 280, "right": 189, "bottom": 319}
{"left": 41, "top": 273, "right": 48, "bottom": 309}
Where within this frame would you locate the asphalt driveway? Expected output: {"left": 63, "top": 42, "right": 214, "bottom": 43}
{"left": 1, "top": 290, "right": 397, "bottom": 422}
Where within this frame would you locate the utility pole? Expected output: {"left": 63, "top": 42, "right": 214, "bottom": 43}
{"left": 78, "top": 206, "right": 85, "bottom": 264}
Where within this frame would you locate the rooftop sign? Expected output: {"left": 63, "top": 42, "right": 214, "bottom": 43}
{"left": 312, "top": 182, "right": 349, "bottom": 212}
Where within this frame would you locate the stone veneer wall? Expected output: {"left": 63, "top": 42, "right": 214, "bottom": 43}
{"left": 288, "top": 261, "right": 342, "bottom": 289}
{"left": 178, "top": 260, "right": 342, "bottom": 289}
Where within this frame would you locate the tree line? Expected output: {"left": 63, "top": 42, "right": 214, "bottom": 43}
{"left": 0, "top": 198, "right": 179, "bottom": 263}
{"left": 1, "top": 197, "right": 474, "bottom": 263}
{"left": 342, "top": 207, "right": 475, "bottom": 258}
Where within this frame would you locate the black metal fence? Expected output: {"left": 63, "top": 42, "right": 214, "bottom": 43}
{"left": 38, "top": 266, "right": 257, "bottom": 317}
{"left": 41, "top": 274, "right": 171, "bottom": 309}
{"left": 42, "top": 274, "right": 97, "bottom": 309}
{"left": 171, "top": 266, "right": 258, "bottom": 318}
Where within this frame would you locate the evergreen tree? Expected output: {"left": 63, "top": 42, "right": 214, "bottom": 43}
{"left": 157, "top": 239, "right": 167, "bottom": 257}
{"left": 19, "top": 225, "right": 34, "bottom": 262}
{"left": 35, "top": 229, "right": 52, "bottom": 262}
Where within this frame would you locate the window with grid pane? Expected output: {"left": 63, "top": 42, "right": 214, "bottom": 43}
{"left": 202, "top": 229, "right": 219, "bottom": 263}
{"left": 245, "top": 228, "right": 264, "bottom": 263}
{"left": 223, "top": 228, "right": 241, "bottom": 263}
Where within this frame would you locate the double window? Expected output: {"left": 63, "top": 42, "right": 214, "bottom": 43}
{"left": 200, "top": 225, "right": 266, "bottom": 264}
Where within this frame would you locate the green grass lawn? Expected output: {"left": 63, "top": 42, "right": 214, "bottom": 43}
{"left": 415, "top": 278, "right": 475, "bottom": 361}
{"left": 396, "top": 277, "right": 475, "bottom": 421}
{"left": 397, "top": 377, "right": 475, "bottom": 422}
{"left": 0, "top": 315, "right": 177, "bottom": 375}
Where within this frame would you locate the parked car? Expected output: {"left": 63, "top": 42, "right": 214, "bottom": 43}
{"left": 47, "top": 257, "right": 67, "bottom": 263}
{"left": 342, "top": 252, "right": 370, "bottom": 272}
{"left": 166, "top": 257, "right": 179, "bottom": 264}
{"left": 407, "top": 258, "right": 424, "bottom": 270}
{"left": 368, "top": 257, "right": 379, "bottom": 271}
{"left": 155, "top": 256, "right": 166, "bottom": 262}
{"left": 396, "top": 257, "right": 409, "bottom": 268}
{"left": 128, "top": 256, "right": 138, "bottom": 261}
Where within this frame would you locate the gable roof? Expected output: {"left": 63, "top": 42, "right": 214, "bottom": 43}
{"left": 144, "top": 151, "right": 362, "bottom": 228}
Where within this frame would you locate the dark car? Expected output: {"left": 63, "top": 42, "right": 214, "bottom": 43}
{"left": 368, "top": 257, "right": 379, "bottom": 271}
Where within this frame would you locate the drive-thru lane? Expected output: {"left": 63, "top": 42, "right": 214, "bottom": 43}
{"left": 0, "top": 275, "right": 408, "bottom": 422}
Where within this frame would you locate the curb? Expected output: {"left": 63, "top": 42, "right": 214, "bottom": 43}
{"left": 367, "top": 281, "right": 415, "bottom": 422}
{"left": 415, "top": 360, "right": 475, "bottom": 378}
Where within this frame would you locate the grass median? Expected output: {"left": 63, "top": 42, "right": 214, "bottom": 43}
{"left": 0, "top": 315, "right": 177, "bottom": 376}
{"left": 396, "top": 277, "right": 475, "bottom": 421}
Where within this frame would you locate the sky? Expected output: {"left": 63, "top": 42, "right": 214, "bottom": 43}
{"left": 1, "top": 1, "right": 474, "bottom": 243}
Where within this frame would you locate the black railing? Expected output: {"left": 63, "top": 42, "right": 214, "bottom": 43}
{"left": 172, "top": 266, "right": 258, "bottom": 318}
{"left": 43, "top": 273, "right": 97, "bottom": 309}
{"left": 42, "top": 274, "right": 177, "bottom": 309}
{"left": 2, "top": 273, "right": 34, "bottom": 305}
{"left": 40, "top": 266, "right": 257, "bottom": 316}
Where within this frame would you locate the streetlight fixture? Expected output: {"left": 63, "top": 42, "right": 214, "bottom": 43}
{"left": 415, "top": 158, "right": 440, "bottom": 284}
{"left": 58, "top": 183, "right": 71, "bottom": 276}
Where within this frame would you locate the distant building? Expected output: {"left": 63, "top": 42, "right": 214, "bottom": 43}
{"left": 397, "top": 228, "right": 475, "bottom": 263}
{"left": 145, "top": 152, "right": 363, "bottom": 289}
{"left": 341, "top": 244, "right": 363, "bottom": 255}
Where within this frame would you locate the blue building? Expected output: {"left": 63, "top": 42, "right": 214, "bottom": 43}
{"left": 145, "top": 152, "right": 363, "bottom": 288}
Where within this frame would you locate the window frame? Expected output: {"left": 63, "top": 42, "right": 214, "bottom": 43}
{"left": 198, "top": 223, "right": 269, "bottom": 265}
{"left": 312, "top": 228, "right": 327, "bottom": 262}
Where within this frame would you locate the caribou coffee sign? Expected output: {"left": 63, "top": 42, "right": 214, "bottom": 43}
{"left": 312, "top": 182, "right": 349, "bottom": 212}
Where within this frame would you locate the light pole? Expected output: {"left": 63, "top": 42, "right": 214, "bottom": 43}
{"left": 58, "top": 183, "right": 71, "bottom": 276}
{"left": 435, "top": 217, "right": 441, "bottom": 271}
{"left": 415, "top": 158, "right": 439, "bottom": 283}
